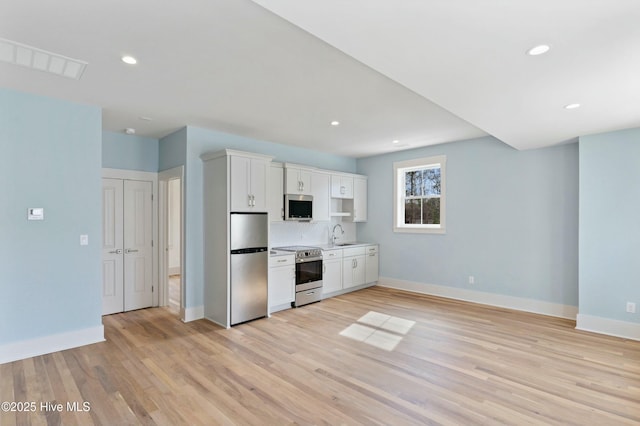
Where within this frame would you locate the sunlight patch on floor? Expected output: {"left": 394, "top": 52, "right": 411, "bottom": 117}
{"left": 339, "top": 311, "right": 416, "bottom": 351}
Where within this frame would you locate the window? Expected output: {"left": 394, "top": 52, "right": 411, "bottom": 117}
{"left": 393, "top": 155, "right": 446, "bottom": 233}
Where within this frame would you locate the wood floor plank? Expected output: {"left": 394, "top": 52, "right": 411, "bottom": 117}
{"left": 2, "top": 286, "right": 640, "bottom": 425}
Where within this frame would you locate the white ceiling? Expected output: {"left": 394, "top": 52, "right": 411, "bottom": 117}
{"left": 2, "top": 1, "right": 639, "bottom": 157}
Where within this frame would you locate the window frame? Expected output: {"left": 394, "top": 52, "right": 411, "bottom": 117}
{"left": 393, "top": 155, "right": 446, "bottom": 234}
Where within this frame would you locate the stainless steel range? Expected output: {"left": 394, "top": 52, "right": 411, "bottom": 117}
{"left": 274, "top": 245, "right": 323, "bottom": 307}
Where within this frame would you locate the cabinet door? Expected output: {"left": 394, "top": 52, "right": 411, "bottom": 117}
{"left": 269, "top": 166, "right": 284, "bottom": 221}
{"left": 352, "top": 177, "right": 367, "bottom": 221}
{"left": 342, "top": 257, "right": 355, "bottom": 289}
{"left": 269, "top": 265, "right": 295, "bottom": 308}
{"left": 353, "top": 255, "right": 366, "bottom": 286}
{"left": 323, "top": 258, "right": 343, "bottom": 294}
{"left": 311, "top": 172, "right": 330, "bottom": 221}
{"left": 285, "top": 168, "right": 312, "bottom": 195}
{"left": 331, "top": 175, "right": 354, "bottom": 199}
{"left": 365, "top": 252, "right": 379, "bottom": 283}
{"left": 250, "top": 158, "right": 269, "bottom": 211}
{"left": 285, "top": 168, "right": 301, "bottom": 194}
{"left": 343, "top": 256, "right": 365, "bottom": 289}
{"left": 230, "top": 156, "right": 253, "bottom": 211}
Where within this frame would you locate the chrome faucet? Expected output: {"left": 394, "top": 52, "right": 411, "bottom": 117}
{"left": 331, "top": 224, "right": 344, "bottom": 245}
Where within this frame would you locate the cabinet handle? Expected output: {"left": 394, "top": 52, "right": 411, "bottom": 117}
{"left": 252, "top": 195, "right": 256, "bottom": 206}
{"left": 108, "top": 249, "right": 123, "bottom": 254}
{"left": 277, "top": 259, "right": 287, "bottom": 263}
{"left": 248, "top": 194, "right": 252, "bottom": 206}
{"left": 125, "top": 248, "right": 138, "bottom": 254}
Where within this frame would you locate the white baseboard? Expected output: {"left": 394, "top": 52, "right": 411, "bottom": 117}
{"left": 576, "top": 314, "right": 640, "bottom": 341}
{"left": 0, "top": 325, "right": 105, "bottom": 365}
{"left": 378, "top": 277, "right": 578, "bottom": 320}
{"left": 182, "top": 305, "right": 204, "bottom": 322}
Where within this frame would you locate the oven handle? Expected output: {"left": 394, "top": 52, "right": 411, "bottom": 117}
{"left": 296, "top": 256, "right": 323, "bottom": 263}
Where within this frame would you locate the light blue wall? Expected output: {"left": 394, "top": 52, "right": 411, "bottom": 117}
{"left": 178, "top": 126, "right": 357, "bottom": 309}
{"left": 0, "top": 89, "right": 103, "bottom": 345}
{"left": 159, "top": 128, "right": 187, "bottom": 172}
{"left": 579, "top": 128, "right": 640, "bottom": 323}
{"left": 102, "top": 131, "right": 159, "bottom": 172}
{"left": 356, "top": 136, "right": 579, "bottom": 306}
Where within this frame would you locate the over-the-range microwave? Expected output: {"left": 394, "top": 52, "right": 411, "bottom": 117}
{"left": 284, "top": 194, "right": 313, "bottom": 221}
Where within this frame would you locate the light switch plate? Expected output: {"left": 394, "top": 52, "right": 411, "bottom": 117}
{"left": 80, "top": 234, "right": 89, "bottom": 246}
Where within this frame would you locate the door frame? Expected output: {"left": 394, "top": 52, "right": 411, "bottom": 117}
{"left": 158, "top": 166, "right": 185, "bottom": 321}
{"left": 102, "top": 168, "right": 159, "bottom": 307}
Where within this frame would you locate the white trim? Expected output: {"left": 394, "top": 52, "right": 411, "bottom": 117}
{"left": 322, "top": 282, "right": 377, "bottom": 299}
{"left": 0, "top": 325, "right": 104, "bottom": 365}
{"left": 183, "top": 305, "right": 204, "bottom": 322}
{"left": 158, "top": 166, "right": 185, "bottom": 322}
{"left": 102, "top": 168, "right": 157, "bottom": 181}
{"left": 378, "top": 277, "right": 578, "bottom": 319}
{"left": 576, "top": 314, "right": 640, "bottom": 341}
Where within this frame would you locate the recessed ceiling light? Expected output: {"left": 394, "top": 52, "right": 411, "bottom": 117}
{"left": 138, "top": 116, "right": 153, "bottom": 121}
{"left": 527, "top": 44, "right": 550, "bottom": 56}
{"left": 564, "top": 103, "right": 581, "bottom": 110}
{"left": 124, "top": 128, "right": 136, "bottom": 135}
{"left": 392, "top": 140, "right": 400, "bottom": 144}
{"left": 121, "top": 55, "right": 137, "bottom": 65}
{"left": 330, "top": 121, "right": 340, "bottom": 126}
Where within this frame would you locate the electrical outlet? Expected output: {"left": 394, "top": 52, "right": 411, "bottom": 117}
{"left": 468, "top": 276, "right": 475, "bottom": 285}
{"left": 626, "top": 302, "right": 636, "bottom": 314}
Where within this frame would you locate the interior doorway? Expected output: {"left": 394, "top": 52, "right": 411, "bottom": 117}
{"left": 159, "top": 167, "right": 184, "bottom": 320}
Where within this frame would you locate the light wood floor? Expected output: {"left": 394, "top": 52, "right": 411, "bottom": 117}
{"left": 2, "top": 287, "right": 639, "bottom": 425}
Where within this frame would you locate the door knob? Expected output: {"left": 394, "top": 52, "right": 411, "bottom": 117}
{"left": 125, "top": 248, "right": 139, "bottom": 254}
{"left": 108, "top": 249, "right": 123, "bottom": 254}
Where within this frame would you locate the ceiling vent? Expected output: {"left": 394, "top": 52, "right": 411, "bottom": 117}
{"left": 0, "top": 38, "right": 87, "bottom": 80}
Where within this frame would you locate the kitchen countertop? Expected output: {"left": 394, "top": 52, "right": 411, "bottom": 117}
{"left": 270, "top": 242, "right": 376, "bottom": 256}
{"left": 318, "top": 242, "right": 375, "bottom": 250}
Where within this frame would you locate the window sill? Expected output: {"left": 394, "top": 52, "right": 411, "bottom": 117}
{"left": 393, "top": 225, "right": 446, "bottom": 234}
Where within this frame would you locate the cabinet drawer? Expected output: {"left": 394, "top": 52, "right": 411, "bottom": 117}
{"left": 269, "top": 254, "right": 295, "bottom": 268}
{"left": 322, "top": 249, "right": 343, "bottom": 259}
{"left": 342, "top": 246, "right": 366, "bottom": 257}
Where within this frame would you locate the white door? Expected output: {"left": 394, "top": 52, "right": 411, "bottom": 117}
{"left": 102, "top": 178, "right": 153, "bottom": 314}
{"left": 102, "top": 178, "right": 124, "bottom": 315}
{"left": 123, "top": 180, "right": 154, "bottom": 311}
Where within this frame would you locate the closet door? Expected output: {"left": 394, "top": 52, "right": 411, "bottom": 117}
{"left": 101, "top": 178, "right": 153, "bottom": 314}
{"left": 123, "top": 180, "right": 153, "bottom": 311}
{"left": 102, "top": 178, "right": 124, "bottom": 315}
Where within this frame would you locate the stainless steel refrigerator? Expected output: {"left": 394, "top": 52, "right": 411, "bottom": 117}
{"left": 230, "top": 212, "right": 268, "bottom": 325}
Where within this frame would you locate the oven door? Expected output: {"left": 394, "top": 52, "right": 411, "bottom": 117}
{"left": 295, "top": 258, "right": 322, "bottom": 291}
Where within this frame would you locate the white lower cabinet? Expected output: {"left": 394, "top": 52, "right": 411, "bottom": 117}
{"left": 342, "top": 246, "right": 366, "bottom": 289}
{"left": 365, "top": 244, "right": 379, "bottom": 283}
{"left": 322, "top": 249, "right": 343, "bottom": 294}
{"left": 269, "top": 254, "right": 295, "bottom": 312}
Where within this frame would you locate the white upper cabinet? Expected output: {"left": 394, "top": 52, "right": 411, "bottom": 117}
{"left": 285, "top": 166, "right": 312, "bottom": 195}
{"left": 311, "top": 171, "right": 330, "bottom": 222}
{"left": 331, "top": 174, "right": 354, "bottom": 199}
{"left": 343, "top": 176, "right": 367, "bottom": 222}
{"left": 268, "top": 164, "right": 284, "bottom": 221}
{"left": 230, "top": 154, "right": 270, "bottom": 212}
